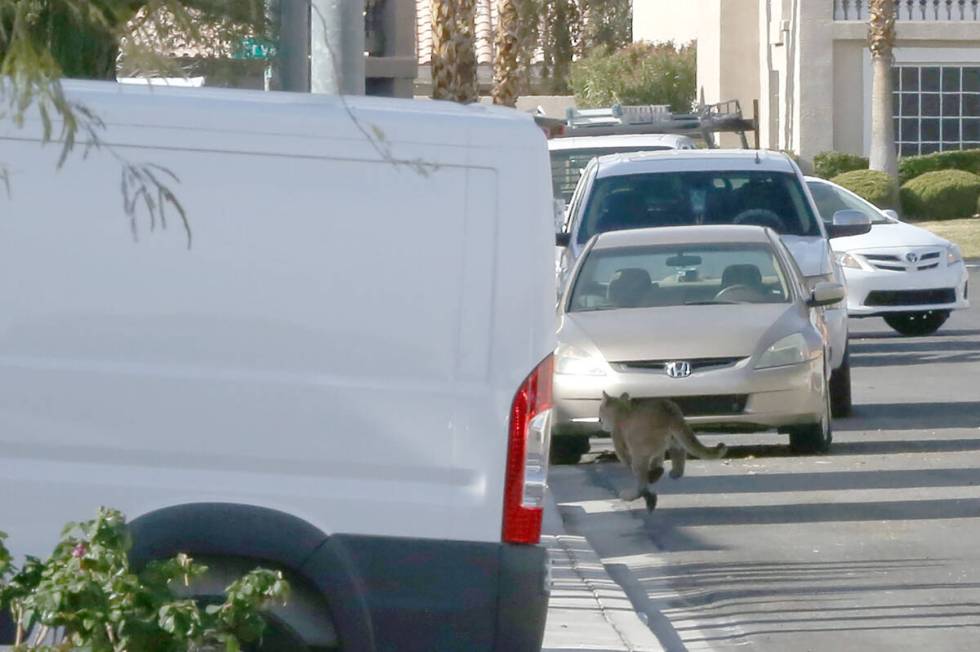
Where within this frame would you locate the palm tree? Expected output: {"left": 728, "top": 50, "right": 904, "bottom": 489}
{"left": 430, "top": 0, "right": 478, "bottom": 103}
{"left": 868, "top": 0, "right": 898, "bottom": 181}
{"left": 491, "top": 0, "right": 519, "bottom": 106}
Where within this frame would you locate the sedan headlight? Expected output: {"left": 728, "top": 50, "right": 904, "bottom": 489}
{"left": 555, "top": 344, "right": 607, "bottom": 376}
{"left": 835, "top": 251, "right": 865, "bottom": 271}
{"left": 948, "top": 244, "right": 963, "bottom": 266}
{"left": 755, "top": 333, "right": 817, "bottom": 369}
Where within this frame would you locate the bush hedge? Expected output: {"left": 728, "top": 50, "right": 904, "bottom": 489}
{"left": 898, "top": 148, "right": 980, "bottom": 184}
{"left": 900, "top": 169, "right": 980, "bottom": 220}
{"left": 569, "top": 41, "right": 696, "bottom": 112}
{"left": 830, "top": 169, "right": 896, "bottom": 208}
{"left": 814, "top": 151, "right": 869, "bottom": 179}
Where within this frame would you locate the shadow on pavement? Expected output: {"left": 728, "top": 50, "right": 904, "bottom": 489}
{"left": 655, "top": 466, "right": 980, "bottom": 495}
{"left": 833, "top": 437, "right": 980, "bottom": 455}
{"left": 850, "top": 334, "right": 980, "bottom": 367}
{"left": 651, "top": 496, "right": 980, "bottom": 527}
{"left": 837, "top": 401, "right": 980, "bottom": 430}
{"left": 852, "top": 328, "right": 980, "bottom": 340}
{"left": 629, "top": 558, "right": 980, "bottom": 643}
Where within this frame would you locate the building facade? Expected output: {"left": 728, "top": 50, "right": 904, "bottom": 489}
{"left": 634, "top": 0, "right": 980, "bottom": 162}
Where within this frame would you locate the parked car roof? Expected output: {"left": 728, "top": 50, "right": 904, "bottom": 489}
{"left": 593, "top": 149, "right": 797, "bottom": 178}
{"left": 548, "top": 133, "right": 696, "bottom": 151}
{"left": 591, "top": 224, "right": 774, "bottom": 250}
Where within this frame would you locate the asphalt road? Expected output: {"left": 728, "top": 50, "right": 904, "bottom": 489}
{"left": 549, "top": 267, "right": 980, "bottom": 652}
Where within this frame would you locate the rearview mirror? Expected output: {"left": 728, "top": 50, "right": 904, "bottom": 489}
{"left": 808, "top": 282, "right": 846, "bottom": 308}
{"left": 826, "top": 209, "right": 872, "bottom": 239}
{"left": 666, "top": 254, "right": 702, "bottom": 267}
{"left": 882, "top": 209, "right": 900, "bottom": 221}
{"left": 556, "top": 232, "right": 571, "bottom": 247}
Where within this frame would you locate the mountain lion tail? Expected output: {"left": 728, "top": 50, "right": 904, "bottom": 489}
{"left": 665, "top": 401, "right": 728, "bottom": 459}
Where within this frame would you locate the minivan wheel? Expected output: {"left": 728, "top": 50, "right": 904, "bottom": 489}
{"left": 788, "top": 386, "right": 833, "bottom": 454}
{"left": 884, "top": 310, "right": 950, "bottom": 336}
{"left": 829, "top": 347, "right": 852, "bottom": 418}
{"left": 550, "top": 435, "right": 590, "bottom": 465}
{"left": 175, "top": 556, "right": 339, "bottom": 652}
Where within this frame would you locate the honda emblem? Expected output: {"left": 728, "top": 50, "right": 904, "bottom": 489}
{"left": 665, "top": 361, "right": 693, "bottom": 378}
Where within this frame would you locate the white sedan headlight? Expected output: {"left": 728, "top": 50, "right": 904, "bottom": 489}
{"left": 835, "top": 251, "right": 866, "bottom": 271}
{"left": 756, "top": 333, "right": 817, "bottom": 369}
{"left": 555, "top": 344, "right": 607, "bottom": 376}
{"left": 947, "top": 244, "right": 963, "bottom": 266}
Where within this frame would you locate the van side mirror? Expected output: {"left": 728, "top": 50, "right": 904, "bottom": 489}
{"left": 807, "top": 282, "right": 846, "bottom": 308}
{"left": 556, "top": 232, "right": 571, "bottom": 247}
{"left": 826, "top": 209, "right": 872, "bottom": 239}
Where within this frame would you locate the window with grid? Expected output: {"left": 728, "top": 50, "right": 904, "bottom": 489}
{"left": 893, "top": 65, "right": 980, "bottom": 156}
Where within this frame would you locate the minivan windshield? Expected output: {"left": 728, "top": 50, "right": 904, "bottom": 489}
{"left": 569, "top": 243, "right": 792, "bottom": 312}
{"left": 577, "top": 170, "right": 822, "bottom": 244}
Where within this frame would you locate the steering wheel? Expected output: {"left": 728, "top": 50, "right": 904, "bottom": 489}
{"left": 714, "top": 284, "right": 768, "bottom": 303}
{"left": 732, "top": 209, "right": 783, "bottom": 231}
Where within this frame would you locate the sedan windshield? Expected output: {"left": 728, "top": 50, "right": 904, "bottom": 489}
{"left": 569, "top": 243, "right": 792, "bottom": 312}
{"left": 577, "top": 170, "right": 822, "bottom": 244}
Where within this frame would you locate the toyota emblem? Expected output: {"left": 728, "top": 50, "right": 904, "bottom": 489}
{"left": 665, "top": 361, "right": 693, "bottom": 378}
{"left": 906, "top": 252, "right": 919, "bottom": 263}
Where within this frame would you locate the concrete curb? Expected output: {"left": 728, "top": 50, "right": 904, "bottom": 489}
{"left": 542, "top": 491, "right": 665, "bottom": 652}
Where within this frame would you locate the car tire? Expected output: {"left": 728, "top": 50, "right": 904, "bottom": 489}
{"left": 550, "top": 435, "right": 590, "bottom": 465}
{"left": 829, "top": 347, "right": 852, "bottom": 418}
{"left": 175, "top": 556, "right": 339, "bottom": 652}
{"left": 883, "top": 310, "right": 950, "bottom": 336}
{"left": 788, "top": 384, "right": 833, "bottom": 455}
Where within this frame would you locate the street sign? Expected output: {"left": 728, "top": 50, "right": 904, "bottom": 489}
{"left": 234, "top": 37, "right": 277, "bottom": 61}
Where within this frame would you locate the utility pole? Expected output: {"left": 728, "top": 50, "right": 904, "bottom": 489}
{"left": 278, "top": 0, "right": 311, "bottom": 91}
{"left": 310, "top": 0, "right": 366, "bottom": 95}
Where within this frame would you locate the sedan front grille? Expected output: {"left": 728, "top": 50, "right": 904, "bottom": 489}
{"left": 864, "top": 288, "right": 956, "bottom": 306}
{"left": 636, "top": 395, "right": 748, "bottom": 417}
{"left": 612, "top": 357, "right": 744, "bottom": 374}
{"left": 859, "top": 250, "right": 943, "bottom": 272}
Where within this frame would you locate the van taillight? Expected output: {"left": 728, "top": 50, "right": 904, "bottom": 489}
{"left": 503, "top": 353, "right": 554, "bottom": 544}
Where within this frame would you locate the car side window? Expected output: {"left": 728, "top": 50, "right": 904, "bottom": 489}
{"left": 808, "top": 182, "right": 881, "bottom": 224}
{"left": 566, "top": 161, "right": 597, "bottom": 234}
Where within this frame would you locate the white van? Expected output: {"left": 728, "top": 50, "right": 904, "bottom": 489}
{"left": 0, "top": 81, "right": 556, "bottom": 651}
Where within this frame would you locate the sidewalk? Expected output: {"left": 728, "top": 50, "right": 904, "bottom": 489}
{"left": 542, "top": 491, "right": 664, "bottom": 652}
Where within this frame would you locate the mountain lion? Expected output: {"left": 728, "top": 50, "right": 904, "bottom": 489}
{"left": 598, "top": 392, "right": 728, "bottom": 511}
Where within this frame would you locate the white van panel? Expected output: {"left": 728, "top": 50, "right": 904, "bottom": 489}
{"left": 0, "top": 97, "right": 551, "bottom": 556}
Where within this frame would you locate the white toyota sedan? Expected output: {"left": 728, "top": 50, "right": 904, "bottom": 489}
{"left": 806, "top": 177, "right": 970, "bottom": 336}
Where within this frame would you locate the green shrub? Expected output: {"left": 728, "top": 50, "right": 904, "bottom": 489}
{"left": 569, "top": 41, "right": 696, "bottom": 112}
{"left": 898, "top": 148, "right": 980, "bottom": 184}
{"left": 814, "top": 151, "right": 869, "bottom": 179}
{"left": 1, "top": 508, "right": 289, "bottom": 651}
{"left": 830, "top": 169, "right": 896, "bottom": 208}
{"left": 900, "top": 169, "right": 980, "bottom": 220}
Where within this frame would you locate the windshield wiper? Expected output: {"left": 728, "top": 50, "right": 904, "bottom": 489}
{"left": 684, "top": 300, "right": 741, "bottom": 305}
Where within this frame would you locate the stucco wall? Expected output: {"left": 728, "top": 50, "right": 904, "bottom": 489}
{"left": 833, "top": 40, "right": 865, "bottom": 155}
{"left": 633, "top": 0, "right": 705, "bottom": 44}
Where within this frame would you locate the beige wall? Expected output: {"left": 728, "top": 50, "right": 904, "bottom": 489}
{"left": 833, "top": 40, "right": 865, "bottom": 155}
{"left": 632, "top": 0, "right": 705, "bottom": 44}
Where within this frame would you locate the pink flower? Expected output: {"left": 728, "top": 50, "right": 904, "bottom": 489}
{"left": 72, "top": 543, "right": 87, "bottom": 558}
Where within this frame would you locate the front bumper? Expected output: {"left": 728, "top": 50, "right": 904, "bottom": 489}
{"left": 843, "top": 260, "right": 970, "bottom": 317}
{"left": 554, "top": 356, "right": 826, "bottom": 436}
